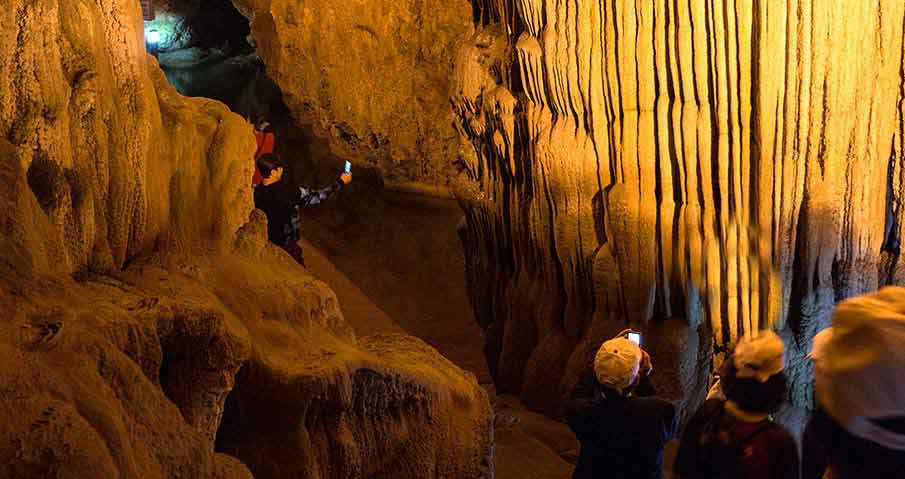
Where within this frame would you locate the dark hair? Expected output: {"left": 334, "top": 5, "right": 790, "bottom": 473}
{"left": 256, "top": 153, "right": 281, "bottom": 179}
{"left": 720, "top": 356, "right": 787, "bottom": 414}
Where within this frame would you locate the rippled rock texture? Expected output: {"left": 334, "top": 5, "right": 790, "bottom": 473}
{"left": 453, "top": 0, "right": 905, "bottom": 415}
{"left": 0, "top": 1, "right": 491, "bottom": 477}
{"left": 234, "top": 0, "right": 474, "bottom": 184}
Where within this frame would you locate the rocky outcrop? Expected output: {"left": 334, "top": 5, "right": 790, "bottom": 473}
{"left": 0, "top": 0, "right": 492, "bottom": 477}
{"left": 235, "top": 0, "right": 474, "bottom": 185}
{"left": 453, "top": 0, "right": 905, "bottom": 415}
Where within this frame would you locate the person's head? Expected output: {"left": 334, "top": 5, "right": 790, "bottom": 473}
{"left": 593, "top": 337, "right": 643, "bottom": 394}
{"left": 721, "top": 330, "right": 788, "bottom": 414}
{"left": 257, "top": 153, "right": 283, "bottom": 183}
{"left": 815, "top": 286, "right": 905, "bottom": 453}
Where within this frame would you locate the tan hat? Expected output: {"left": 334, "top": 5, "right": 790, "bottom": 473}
{"left": 816, "top": 286, "right": 905, "bottom": 451}
{"left": 733, "top": 330, "right": 786, "bottom": 383}
{"left": 594, "top": 337, "right": 642, "bottom": 391}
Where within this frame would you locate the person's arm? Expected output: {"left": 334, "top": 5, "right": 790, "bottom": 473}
{"left": 562, "top": 369, "right": 598, "bottom": 441}
{"left": 634, "top": 349, "right": 656, "bottom": 397}
{"left": 297, "top": 181, "right": 343, "bottom": 208}
{"left": 562, "top": 369, "right": 597, "bottom": 415}
{"left": 634, "top": 374, "right": 657, "bottom": 397}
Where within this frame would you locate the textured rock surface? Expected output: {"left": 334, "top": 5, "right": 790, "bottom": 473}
{"left": 453, "top": 0, "right": 905, "bottom": 415}
{"left": 234, "top": 0, "right": 474, "bottom": 184}
{"left": 149, "top": 0, "right": 253, "bottom": 52}
{"left": 0, "top": 0, "right": 492, "bottom": 477}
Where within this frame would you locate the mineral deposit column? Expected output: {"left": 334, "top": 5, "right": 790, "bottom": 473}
{"left": 453, "top": 0, "right": 905, "bottom": 415}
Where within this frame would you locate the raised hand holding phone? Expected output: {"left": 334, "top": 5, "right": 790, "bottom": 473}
{"left": 627, "top": 332, "right": 642, "bottom": 346}
{"left": 340, "top": 161, "right": 353, "bottom": 185}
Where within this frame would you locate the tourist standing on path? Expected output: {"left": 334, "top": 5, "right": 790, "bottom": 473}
{"left": 673, "top": 330, "right": 799, "bottom": 479}
{"left": 564, "top": 330, "right": 678, "bottom": 479}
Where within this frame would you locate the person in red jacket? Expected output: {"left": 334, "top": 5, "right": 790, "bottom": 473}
{"left": 252, "top": 120, "right": 275, "bottom": 187}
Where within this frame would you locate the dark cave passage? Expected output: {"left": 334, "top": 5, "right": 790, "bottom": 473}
{"left": 143, "top": 0, "right": 283, "bottom": 121}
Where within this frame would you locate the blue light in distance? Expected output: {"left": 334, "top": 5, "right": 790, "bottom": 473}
{"left": 146, "top": 29, "right": 160, "bottom": 45}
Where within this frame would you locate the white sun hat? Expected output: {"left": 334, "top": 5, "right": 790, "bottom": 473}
{"left": 733, "top": 330, "right": 786, "bottom": 383}
{"left": 816, "top": 286, "right": 905, "bottom": 451}
{"left": 594, "top": 337, "right": 643, "bottom": 391}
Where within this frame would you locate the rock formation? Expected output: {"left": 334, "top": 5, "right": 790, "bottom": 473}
{"left": 148, "top": 0, "right": 252, "bottom": 52}
{"left": 0, "top": 0, "right": 491, "bottom": 477}
{"left": 234, "top": 0, "right": 474, "bottom": 185}
{"left": 452, "top": 0, "right": 905, "bottom": 416}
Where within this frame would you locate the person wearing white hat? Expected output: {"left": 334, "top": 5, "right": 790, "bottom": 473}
{"left": 563, "top": 330, "right": 678, "bottom": 479}
{"left": 802, "top": 286, "right": 905, "bottom": 478}
{"left": 673, "top": 330, "right": 799, "bottom": 479}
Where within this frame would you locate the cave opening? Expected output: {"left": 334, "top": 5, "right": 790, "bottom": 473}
{"left": 142, "top": 0, "right": 285, "bottom": 122}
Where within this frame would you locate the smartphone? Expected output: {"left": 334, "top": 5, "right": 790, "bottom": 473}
{"left": 344, "top": 161, "right": 352, "bottom": 174}
{"left": 627, "top": 332, "right": 642, "bottom": 346}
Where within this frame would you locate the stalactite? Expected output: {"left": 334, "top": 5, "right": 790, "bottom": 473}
{"left": 453, "top": 0, "right": 905, "bottom": 415}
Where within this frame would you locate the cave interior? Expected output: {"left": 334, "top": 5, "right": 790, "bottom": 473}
{"left": 3, "top": 0, "right": 905, "bottom": 477}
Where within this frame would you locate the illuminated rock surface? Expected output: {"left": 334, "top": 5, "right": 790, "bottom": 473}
{"left": 452, "top": 0, "right": 905, "bottom": 415}
{"left": 234, "top": 0, "right": 474, "bottom": 185}
{"left": 0, "top": 1, "right": 491, "bottom": 477}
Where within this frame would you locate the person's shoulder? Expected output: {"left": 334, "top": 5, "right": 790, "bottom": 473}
{"left": 632, "top": 396, "right": 677, "bottom": 420}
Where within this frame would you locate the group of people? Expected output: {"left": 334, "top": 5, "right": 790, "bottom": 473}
{"left": 250, "top": 120, "right": 351, "bottom": 266}
{"left": 565, "top": 287, "right": 905, "bottom": 479}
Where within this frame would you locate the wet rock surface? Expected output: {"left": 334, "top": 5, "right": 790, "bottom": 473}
{"left": 0, "top": 1, "right": 492, "bottom": 477}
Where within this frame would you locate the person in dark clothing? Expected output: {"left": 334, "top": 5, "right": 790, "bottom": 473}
{"left": 674, "top": 330, "right": 799, "bottom": 479}
{"left": 563, "top": 331, "right": 678, "bottom": 479}
{"left": 803, "top": 408, "right": 905, "bottom": 479}
{"left": 253, "top": 153, "right": 351, "bottom": 266}
{"left": 801, "top": 289, "right": 905, "bottom": 478}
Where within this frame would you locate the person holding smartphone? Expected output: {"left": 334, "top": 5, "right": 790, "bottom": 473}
{"left": 563, "top": 329, "right": 677, "bottom": 479}
{"left": 253, "top": 153, "right": 352, "bottom": 266}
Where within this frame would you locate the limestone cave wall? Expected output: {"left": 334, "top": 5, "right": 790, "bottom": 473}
{"left": 452, "top": 0, "right": 905, "bottom": 415}
{"left": 0, "top": 1, "right": 491, "bottom": 477}
{"left": 233, "top": 0, "right": 474, "bottom": 185}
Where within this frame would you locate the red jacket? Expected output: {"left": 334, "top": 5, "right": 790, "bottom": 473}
{"left": 252, "top": 130, "right": 275, "bottom": 186}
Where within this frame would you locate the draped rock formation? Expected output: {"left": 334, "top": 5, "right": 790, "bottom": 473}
{"left": 453, "top": 0, "right": 905, "bottom": 415}
{"left": 0, "top": 1, "right": 491, "bottom": 477}
{"left": 233, "top": 0, "right": 474, "bottom": 184}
